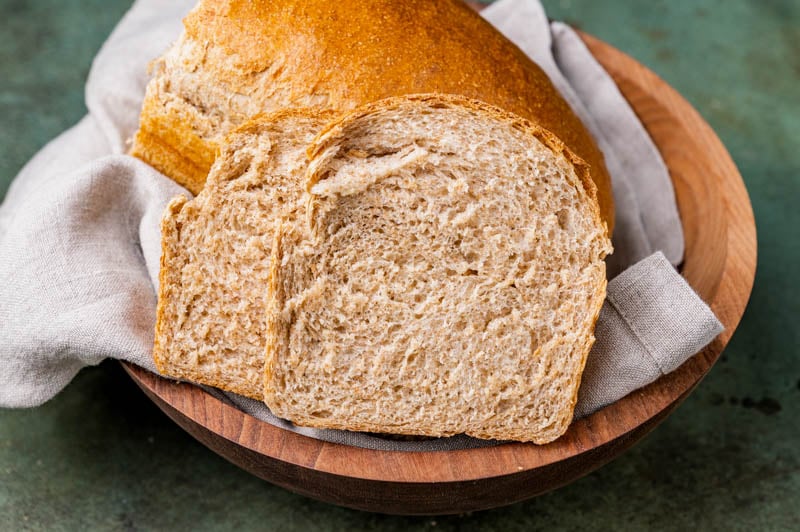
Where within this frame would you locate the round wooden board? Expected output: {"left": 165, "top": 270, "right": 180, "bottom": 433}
{"left": 123, "top": 31, "right": 757, "bottom": 515}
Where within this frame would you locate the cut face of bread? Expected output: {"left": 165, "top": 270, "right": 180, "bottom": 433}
{"left": 153, "top": 109, "right": 333, "bottom": 399}
{"left": 265, "top": 95, "right": 612, "bottom": 443}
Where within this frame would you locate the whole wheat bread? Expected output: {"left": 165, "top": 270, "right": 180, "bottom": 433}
{"left": 154, "top": 109, "right": 334, "bottom": 398}
{"left": 264, "top": 95, "right": 612, "bottom": 443}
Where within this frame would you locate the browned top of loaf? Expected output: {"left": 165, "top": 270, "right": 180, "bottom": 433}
{"left": 131, "top": 0, "right": 614, "bottom": 229}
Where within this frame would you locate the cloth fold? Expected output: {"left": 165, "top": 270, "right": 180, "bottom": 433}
{"left": 0, "top": 0, "right": 722, "bottom": 450}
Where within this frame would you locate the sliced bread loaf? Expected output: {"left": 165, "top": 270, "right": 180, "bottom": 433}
{"left": 264, "top": 95, "right": 612, "bottom": 443}
{"left": 154, "top": 109, "right": 334, "bottom": 398}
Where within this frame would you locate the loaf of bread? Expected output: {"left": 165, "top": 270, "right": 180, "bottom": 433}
{"left": 264, "top": 95, "right": 611, "bottom": 443}
{"left": 130, "top": 0, "right": 613, "bottom": 230}
{"left": 153, "top": 109, "right": 334, "bottom": 398}
{"left": 146, "top": 0, "right": 618, "bottom": 442}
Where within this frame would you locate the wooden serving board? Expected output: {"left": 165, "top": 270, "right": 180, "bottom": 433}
{"left": 122, "top": 32, "right": 757, "bottom": 515}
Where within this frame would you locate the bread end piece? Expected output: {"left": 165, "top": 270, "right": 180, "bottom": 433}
{"left": 152, "top": 109, "right": 333, "bottom": 399}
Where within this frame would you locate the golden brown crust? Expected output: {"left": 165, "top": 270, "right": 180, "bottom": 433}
{"left": 130, "top": 130, "right": 212, "bottom": 196}
{"left": 131, "top": 84, "right": 218, "bottom": 196}
{"left": 131, "top": 0, "right": 614, "bottom": 228}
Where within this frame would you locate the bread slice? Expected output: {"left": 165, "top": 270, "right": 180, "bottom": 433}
{"left": 264, "top": 95, "right": 612, "bottom": 443}
{"left": 154, "top": 109, "right": 334, "bottom": 398}
{"left": 129, "top": 0, "right": 613, "bottom": 230}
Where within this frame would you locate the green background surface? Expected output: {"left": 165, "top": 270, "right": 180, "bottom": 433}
{"left": 1, "top": 0, "right": 798, "bottom": 530}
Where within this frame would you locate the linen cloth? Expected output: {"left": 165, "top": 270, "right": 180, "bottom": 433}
{"left": 0, "top": 0, "right": 722, "bottom": 450}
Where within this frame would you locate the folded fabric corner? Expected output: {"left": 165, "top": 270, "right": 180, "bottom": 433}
{"left": 575, "top": 252, "right": 724, "bottom": 419}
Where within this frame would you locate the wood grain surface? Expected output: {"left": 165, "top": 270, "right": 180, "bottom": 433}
{"left": 123, "top": 31, "right": 757, "bottom": 515}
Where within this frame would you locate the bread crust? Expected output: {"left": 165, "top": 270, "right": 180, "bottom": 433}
{"left": 130, "top": 0, "right": 614, "bottom": 229}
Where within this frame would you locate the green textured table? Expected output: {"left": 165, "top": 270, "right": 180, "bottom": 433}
{"left": 1, "top": 0, "right": 797, "bottom": 529}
